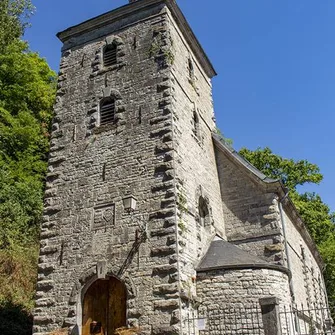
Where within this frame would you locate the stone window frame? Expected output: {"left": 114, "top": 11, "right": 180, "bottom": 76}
{"left": 87, "top": 87, "right": 125, "bottom": 135}
{"left": 188, "top": 56, "right": 200, "bottom": 95}
{"left": 192, "top": 108, "right": 200, "bottom": 139}
{"left": 188, "top": 57, "right": 195, "bottom": 82}
{"left": 91, "top": 35, "right": 126, "bottom": 76}
{"left": 195, "top": 186, "right": 213, "bottom": 227}
{"left": 198, "top": 196, "right": 210, "bottom": 227}
{"left": 191, "top": 106, "right": 203, "bottom": 147}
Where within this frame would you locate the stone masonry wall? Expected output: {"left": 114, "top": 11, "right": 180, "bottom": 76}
{"left": 215, "top": 148, "right": 285, "bottom": 264}
{"left": 34, "top": 4, "right": 183, "bottom": 335}
{"left": 197, "top": 268, "right": 291, "bottom": 335}
{"left": 283, "top": 209, "right": 328, "bottom": 309}
{"left": 166, "top": 7, "right": 226, "bottom": 332}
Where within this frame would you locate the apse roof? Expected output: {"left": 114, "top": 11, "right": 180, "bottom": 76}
{"left": 197, "top": 236, "right": 270, "bottom": 272}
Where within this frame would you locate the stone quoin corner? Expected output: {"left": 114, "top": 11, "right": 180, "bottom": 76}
{"left": 33, "top": 1, "right": 331, "bottom": 334}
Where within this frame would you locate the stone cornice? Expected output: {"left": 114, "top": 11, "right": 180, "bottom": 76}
{"left": 197, "top": 263, "right": 292, "bottom": 278}
{"left": 57, "top": 0, "right": 216, "bottom": 78}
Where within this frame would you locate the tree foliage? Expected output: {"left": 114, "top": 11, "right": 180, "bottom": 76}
{"left": 0, "top": 0, "right": 56, "bottom": 329}
{"left": 0, "top": 41, "right": 56, "bottom": 250}
{"left": 291, "top": 192, "right": 335, "bottom": 245}
{"left": 0, "top": 0, "right": 34, "bottom": 52}
{"left": 239, "top": 147, "right": 335, "bottom": 305}
{"left": 239, "top": 147, "right": 323, "bottom": 190}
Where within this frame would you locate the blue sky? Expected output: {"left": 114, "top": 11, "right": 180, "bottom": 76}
{"left": 24, "top": 0, "right": 335, "bottom": 212}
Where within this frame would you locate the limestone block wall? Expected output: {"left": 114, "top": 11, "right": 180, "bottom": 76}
{"left": 34, "top": 4, "right": 183, "bottom": 335}
{"left": 197, "top": 268, "right": 291, "bottom": 335}
{"left": 282, "top": 209, "right": 328, "bottom": 308}
{"left": 215, "top": 146, "right": 327, "bottom": 310}
{"left": 166, "top": 6, "right": 226, "bottom": 317}
{"left": 215, "top": 148, "right": 285, "bottom": 264}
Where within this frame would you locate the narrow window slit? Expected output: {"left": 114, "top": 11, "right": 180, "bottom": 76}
{"left": 199, "top": 196, "right": 209, "bottom": 226}
{"left": 105, "top": 73, "right": 108, "bottom": 87}
{"left": 188, "top": 58, "right": 194, "bottom": 80}
{"left": 193, "top": 110, "right": 200, "bottom": 138}
{"left": 102, "top": 163, "right": 106, "bottom": 181}
{"left": 139, "top": 106, "right": 142, "bottom": 124}
{"left": 73, "top": 125, "right": 77, "bottom": 141}
{"left": 59, "top": 241, "right": 64, "bottom": 266}
{"left": 80, "top": 54, "right": 86, "bottom": 67}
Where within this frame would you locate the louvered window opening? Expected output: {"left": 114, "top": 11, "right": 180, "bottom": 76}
{"left": 104, "top": 45, "right": 117, "bottom": 67}
{"left": 100, "top": 99, "right": 115, "bottom": 126}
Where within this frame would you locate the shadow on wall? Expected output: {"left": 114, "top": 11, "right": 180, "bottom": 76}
{"left": 0, "top": 301, "right": 33, "bottom": 335}
{"left": 70, "top": 325, "right": 79, "bottom": 335}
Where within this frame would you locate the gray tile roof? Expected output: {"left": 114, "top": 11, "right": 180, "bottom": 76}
{"left": 197, "top": 237, "right": 270, "bottom": 272}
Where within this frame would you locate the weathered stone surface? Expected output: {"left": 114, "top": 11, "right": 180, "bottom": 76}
{"left": 33, "top": 1, "right": 328, "bottom": 334}
{"left": 34, "top": 316, "right": 54, "bottom": 325}
{"left": 152, "top": 325, "right": 180, "bottom": 335}
{"left": 35, "top": 299, "right": 55, "bottom": 307}
{"left": 40, "top": 246, "right": 58, "bottom": 255}
{"left": 151, "top": 246, "right": 175, "bottom": 257}
{"left": 265, "top": 244, "right": 284, "bottom": 252}
{"left": 152, "top": 265, "right": 178, "bottom": 276}
{"left": 150, "top": 227, "right": 175, "bottom": 237}
{"left": 154, "top": 299, "right": 179, "bottom": 310}
{"left": 37, "top": 280, "right": 54, "bottom": 291}
{"left": 153, "top": 284, "right": 178, "bottom": 295}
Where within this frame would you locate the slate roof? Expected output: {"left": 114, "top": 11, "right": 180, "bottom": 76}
{"left": 197, "top": 236, "right": 271, "bottom": 272}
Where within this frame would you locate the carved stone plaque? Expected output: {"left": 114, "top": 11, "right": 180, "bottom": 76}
{"left": 93, "top": 203, "right": 115, "bottom": 230}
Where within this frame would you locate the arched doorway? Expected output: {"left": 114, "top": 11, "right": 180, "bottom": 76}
{"left": 82, "top": 277, "right": 127, "bottom": 335}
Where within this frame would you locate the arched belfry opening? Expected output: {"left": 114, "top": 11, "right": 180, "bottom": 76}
{"left": 82, "top": 277, "right": 127, "bottom": 335}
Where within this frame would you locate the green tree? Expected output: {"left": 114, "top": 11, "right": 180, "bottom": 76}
{"left": 0, "top": 1, "right": 56, "bottom": 331}
{"left": 239, "top": 147, "right": 323, "bottom": 190}
{"left": 239, "top": 147, "right": 335, "bottom": 306}
{"left": 0, "top": 41, "right": 56, "bottom": 250}
{"left": 0, "top": 0, "right": 34, "bottom": 52}
{"left": 291, "top": 192, "right": 335, "bottom": 245}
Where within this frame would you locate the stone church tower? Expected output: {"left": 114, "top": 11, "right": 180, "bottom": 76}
{"left": 34, "top": 0, "right": 225, "bottom": 334}
{"left": 33, "top": 1, "right": 329, "bottom": 335}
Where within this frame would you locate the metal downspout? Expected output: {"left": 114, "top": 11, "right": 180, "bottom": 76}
{"left": 278, "top": 194, "right": 295, "bottom": 304}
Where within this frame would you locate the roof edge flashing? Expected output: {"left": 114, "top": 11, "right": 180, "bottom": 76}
{"left": 196, "top": 263, "right": 291, "bottom": 278}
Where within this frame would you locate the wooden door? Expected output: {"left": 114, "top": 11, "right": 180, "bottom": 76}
{"left": 107, "top": 278, "right": 127, "bottom": 332}
{"left": 82, "top": 277, "right": 127, "bottom": 335}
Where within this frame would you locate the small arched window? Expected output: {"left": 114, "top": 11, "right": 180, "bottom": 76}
{"left": 100, "top": 98, "right": 115, "bottom": 126}
{"left": 193, "top": 110, "right": 200, "bottom": 138}
{"left": 188, "top": 58, "right": 194, "bottom": 80}
{"left": 103, "top": 44, "right": 117, "bottom": 67}
{"left": 199, "top": 196, "right": 209, "bottom": 226}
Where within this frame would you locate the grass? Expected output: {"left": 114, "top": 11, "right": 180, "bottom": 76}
{"left": 0, "top": 245, "right": 39, "bottom": 335}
